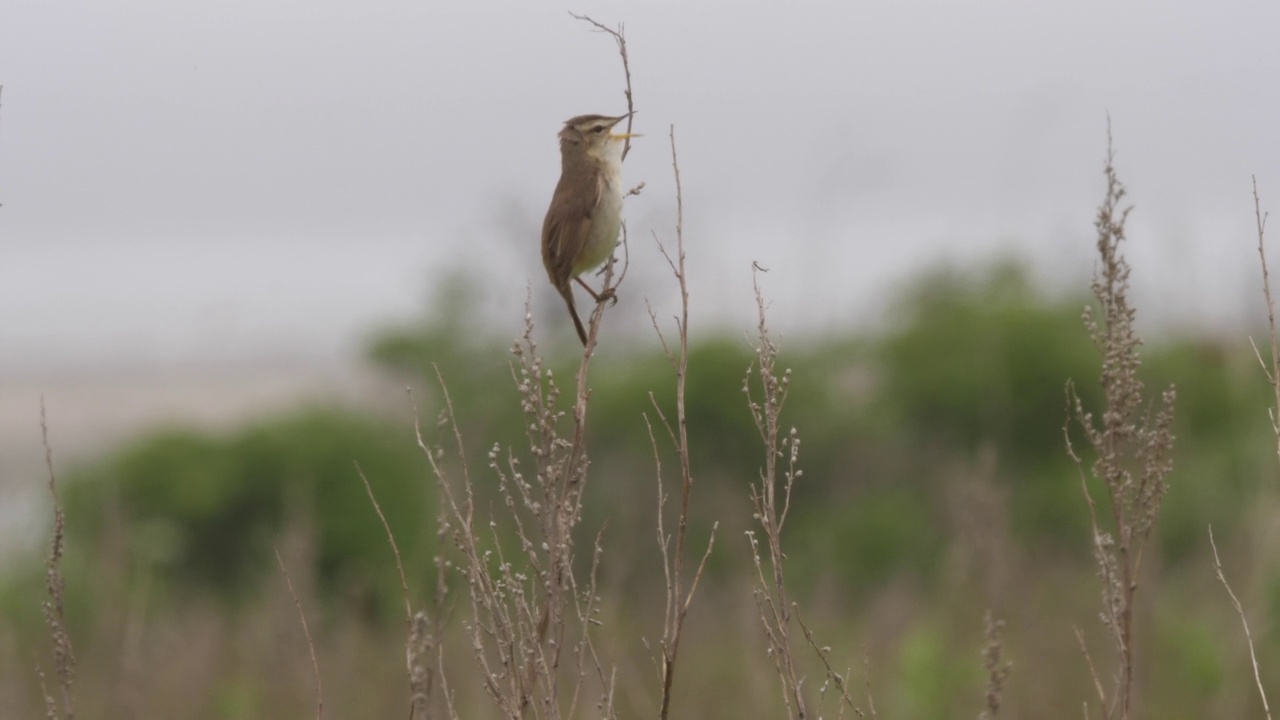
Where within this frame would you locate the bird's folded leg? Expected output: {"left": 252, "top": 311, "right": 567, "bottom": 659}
{"left": 575, "top": 276, "right": 618, "bottom": 306}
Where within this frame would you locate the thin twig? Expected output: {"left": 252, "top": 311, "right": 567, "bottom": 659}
{"left": 862, "top": 650, "right": 879, "bottom": 720}
{"left": 1252, "top": 177, "right": 1280, "bottom": 464}
{"left": 39, "top": 400, "right": 75, "bottom": 720}
{"left": 416, "top": 371, "right": 519, "bottom": 715}
{"left": 644, "top": 125, "right": 714, "bottom": 720}
{"left": 357, "top": 462, "right": 413, "bottom": 629}
{"left": 357, "top": 455, "right": 432, "bottom": 718}
{"left": 274, "top": 547, "right": 323, "bottom": 720}
{"left": 569, "top": 13, "right": 636, "bottom": 160}
{"left": 745, "top": 268, "right": 808, "bottom": 720}
{"left": 1208, "top": 526, "right": 1272, "bottom": 719}
{"left": 1073, "top": 626, "right": 1108, "bottom": 711}
{"left": 795, "top": 607, "right": 864, "bottom": 716}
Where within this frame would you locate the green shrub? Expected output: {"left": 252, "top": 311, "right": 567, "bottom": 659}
{"left": 62, "top": 408, "right": 432, "bottom": 619}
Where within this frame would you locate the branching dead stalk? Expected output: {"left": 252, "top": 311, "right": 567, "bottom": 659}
{"left": 643, "top": 126, "right": 717, "bottom": 719}
{"left": 742, "top": 272, "right": 866, "bottom": 719}
{"left": 1230, "top": 178, "right": 1276, "bottom": 719}
{"left": 795, "top": 608, "right": 866, "bottom": 718}
{"left": 1249, "top": 177, "right": 1280, "bottom": 464}
{"left": 744, "top": 268, "right": 835, "bottom": 720}
{"left": 418, "top": 312, "right": 614, "bottom": 718}
{"left": 1064, "top": 124, "right": 1176, "bottom": 720}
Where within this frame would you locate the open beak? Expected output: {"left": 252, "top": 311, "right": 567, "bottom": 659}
{"left": 610, "top": 111, "right": 638, "bottom": 139}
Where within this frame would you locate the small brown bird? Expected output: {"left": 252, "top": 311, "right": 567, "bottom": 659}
{"left": 541, "top": 113, "right": 635, "bottom": 345}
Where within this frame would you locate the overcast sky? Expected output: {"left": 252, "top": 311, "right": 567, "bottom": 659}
{"left": 3, "top": 0, "right": 1279, "bottom": 370}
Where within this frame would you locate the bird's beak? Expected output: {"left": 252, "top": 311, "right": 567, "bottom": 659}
{"left": 610, "top": 112, "right": 638, "bottom": 139}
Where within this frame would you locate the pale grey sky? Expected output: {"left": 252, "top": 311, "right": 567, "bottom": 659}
{"left": 3, "top": 0, "right": 1279, "bottom": 369}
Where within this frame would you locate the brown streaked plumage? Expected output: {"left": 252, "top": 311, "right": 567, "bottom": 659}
{"left": 541, "top": 113, "right": 635, "bottom": 345}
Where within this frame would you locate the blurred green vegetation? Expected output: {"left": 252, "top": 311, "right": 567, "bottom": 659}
{"left": 60, "top": 409, "right": 432, "bottom": 620}
{"left": 35, "top": 259, "right": 1275, "bottom": 615}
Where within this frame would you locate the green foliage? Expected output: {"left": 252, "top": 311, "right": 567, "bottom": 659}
{"left": 61, "top": 407, "right": 431, "bottom": 617}
{"left": 890, "top": 618, "right": 980, "bottom": 718}
{"left": 1143, "top": 341, "right": 1275, "bottom": 562}
{"left": 363, "top": 258, "right": 1278, "bottom": 594}
{"left": 874, "top": 261, "right": 1099, "bottom": 548}
{"left": 591, "top": 336, "right": 762, "bottom": 475}
{"left": 33, "top": 257, "right": 1276, "bottom": 628}
{"left": 793, "top": 484, "right": 943, "bottom": 594}
{"left": 1146, "top": 601, "right": 1225, "bottom": 717}
{"left": 867, "top": 259, "right": 1272, "bottom": 559}
{"left": 878, "top": 261, "right": 1099, "bottom": 464}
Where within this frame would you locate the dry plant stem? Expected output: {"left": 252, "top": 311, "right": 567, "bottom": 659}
{"left": 536, "top": 284, "right": 623, "bottom": 717}
{"left": 1065, "top": 124, "right": 1176, "bottom": 720}
{"left": 1208, "top": 526, "right": 1272, "bottom": 719}
{"left": 523, "top": 324, "right": 608, "bottom": 715}
{"left": 861, "top": 652, "right": 879, "bottom": 720}
{"left": 274, "top": 548, "right": 323, "bottom": 720}
{"left": 643, "top": 126, "right": 717, "bottom": 720}
{"left": 415, "top": 376, "right": 523, "bottom": 717}
{"left": 360, "top": 440, "right": 444, "bottom": 719}
{"left": 745, "top": 269, "right": 808, "bottom": 720}
{"left": 425, "top": 322, "right": 615, "bottom": 718}
{"left": 545, "top": 261, "right": 616, "bottom": 700}
{"left": 794, "top": 607, "right": 864, "bottom": 717}
{"left": 39, "top": 401, "right": 75, "bottom": 720}
{"left": 1250, "top": 177, "right": 1280, "bottom": 462}
{"left": 358, "top": 463, "right": 414, "bottom": 628}
{"left": 438, "top": 645, "right": 460, "bottom": 719}
{"left": 414, "top": 525, "right": 453, "bottom": 719}
{"left": 1074, "top": 626, "right": 1108, "bottom": 711}
{"left": 567, "top": 529, "right": 613, "bottom": 718}
{"left": 568, "top": 13, "right": 636, "bottom": 161}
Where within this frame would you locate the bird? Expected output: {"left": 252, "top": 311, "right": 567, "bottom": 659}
{"left": 541, "top": 112, "right": 636, "bottom": 345}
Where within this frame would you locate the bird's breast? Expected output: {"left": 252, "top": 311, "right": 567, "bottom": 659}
{"left": 573, "top": 169, "right": 625, "bottom": 276}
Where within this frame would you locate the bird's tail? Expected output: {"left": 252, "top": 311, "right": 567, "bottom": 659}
{"left": 559, "top": 285, "right": 588, "bottom": 345}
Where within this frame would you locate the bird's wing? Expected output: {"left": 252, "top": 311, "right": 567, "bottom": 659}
{"left": 541, "top": 170, "right": 600, "bottom": 286}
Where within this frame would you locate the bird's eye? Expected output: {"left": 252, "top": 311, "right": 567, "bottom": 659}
{"left": 592, "top": 125, "right": 606, "bottom": 134}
